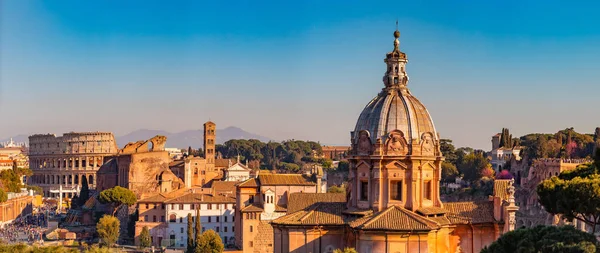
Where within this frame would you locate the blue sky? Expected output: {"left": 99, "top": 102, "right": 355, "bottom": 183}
{"left": 1, "top": 1, "right": 599, "bottom": 150}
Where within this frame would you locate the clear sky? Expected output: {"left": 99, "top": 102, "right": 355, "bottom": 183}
{"left": 1, "top": 1, "right": 599, "bottom": 150}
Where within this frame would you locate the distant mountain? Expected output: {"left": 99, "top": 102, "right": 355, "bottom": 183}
{"left": 116, "top": 126, "right": 272, "bottom": 149}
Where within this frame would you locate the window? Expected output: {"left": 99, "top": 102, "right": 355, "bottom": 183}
{"left": 424, "top": 181, "right": 432, "bottom": 200}
{"left": 144, "top": 215, "right": 148, "bottom": 221}
{"left": 208, "top": 217, "right": 212, "bottom": 222}
{"left": 224, "top": 216, "right": 228, "bottom": 222}
{"left": 216, "top": 227, "right": 220, "bottom": 232}
{"left": 232, "top": 216, "right": 235, "bottom": 222}
{"left": 391, "top": 180, "right": 403, "bottom": 201}
{"left": 153, "top": 216, "right": 157, "bottom": 222}
{"left": 145, "top": 204, "right": 149, "bottom": 209}
{"left": 249, "top": 195, "right": 254, "bottom": 204}
{"left": 180, "top": 228, "right": 184, "bottom": 233}
{"left": 216, "top": 216, "right": 220, "bottom": 222}
{"left": 201, "top": 170, "right": 206, "bottom": 175}
{"left": 360, "top": 181, "right": 368, "bottom": 201}
{"left": 249, "top": 241, "right": 253, "bottom": 247}
{"left": 224, "top": 226, "right": 227, "bottom": 232}
{"left": 232, "top": 226, "right": 235, "bottom": 232}
{"left": 153, "top": 204, "right": 157, "bottom": 209}
{"left": 202, "top": 227, "right": 205, "bottom": 232}
{"left": 161, "top": 216, "right": 165, "bottom": 222}
{"left": 208, "top": 204, "right": 212, "bottom": 210}
{"left": 169, "top": 214, "right": 176, "bottom": 222}
{"left": 180, "top": 204, "right": 184, "bottom": 210}
{"left": 180, "top": 217, "right": 183, "bottom": 223}
{"left": 250, "top": 225, "right": 253, "bottom": 232}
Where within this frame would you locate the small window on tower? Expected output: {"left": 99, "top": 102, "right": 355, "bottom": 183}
{"left": 391, "top": 180, "right": 403, "bottom": 201}
{"left": 424, "top": 181, "right": 432, "bottom": 200}
{"left": 394, "top": 77, "right": 399, "bottom": 84}
{"left": 360, "top": 181, "right": 368, "bottom": 201}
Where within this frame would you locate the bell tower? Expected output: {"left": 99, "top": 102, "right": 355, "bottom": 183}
{"left": 204, "top": 121, "right": 216, "bottom": 164}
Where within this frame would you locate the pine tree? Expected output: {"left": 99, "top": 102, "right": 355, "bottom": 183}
{"left": 187, "top": 213, "right": 194, "bottom": 253}
{"left": 188, "top": 146, "right": 193, "bottom": 156}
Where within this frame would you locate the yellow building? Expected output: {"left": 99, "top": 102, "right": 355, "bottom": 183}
{"left": 270, "top": 29, "right": 518, "bottom": 253}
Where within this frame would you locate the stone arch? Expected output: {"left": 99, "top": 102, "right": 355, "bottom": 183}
{"left": 74, "top": 174, "right": 79, "bottom": 185}
{"left": 420, "top": 132, "right": 435, "bottom": 156}
{"left": 385, "top": 130, "right": 408, "bottom": 156}
{"left": 169, "top": 213, "right": 177, "bottom": 222}
{"left": 356, "top": 130, "right": 372, "bottom": 155}
{"left": 68, "top": 175, "right": 72, "bottom": 184}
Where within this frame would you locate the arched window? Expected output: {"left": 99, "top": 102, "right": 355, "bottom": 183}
{"left": 169, "top": 214, "right": 176, "bottom": 222}
{"left": 89, "top": 175, "right": 94, "bottom": 185}
{"left": 74, "top": 175, "right": 79, "bottom": 185}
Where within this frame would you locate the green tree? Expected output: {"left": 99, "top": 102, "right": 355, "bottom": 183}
{"left": 441, "top": 161, "right": 459, "bottom": 183}
{"left": 458, "top": 151, "right": 491, "bottom": 182}
{"left": 481, "top": 225, "right": 599, "bottom": 253}
{"left": 333, "top": 248, "right": 358, "bottom": 253}
{"left": 98, "top": 186, "right": 137, "bottom": 216}
{"left": 187, "top": 213, "right": 194, "bottom": 253}
{"left": 439, "top": 139, "right": 458, "bottom": 164}
{"left": 195, "top": 229, "right": 224, "bottom": 253}
{"left": 96, "top": 215, "right": 120, "bottom": 247}
{"left": 0, "top": 189, "right": 7, "bottom": 203}
{"left": 139, "top": 226, "right": 151, "bottom": 248}
{"left": 337, "top": 160, "right": 349, "bottom": 171}
{"left": 321, "top": 159, "right": 333, "bottom": 170}
{"left": 195, "top": 209, "right": 201, "bottom": 239}
{"left": 327, "top": 185, "right": 345, "bottom": 193}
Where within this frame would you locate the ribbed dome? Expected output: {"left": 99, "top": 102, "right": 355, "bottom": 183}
{"left": 354, "top": 89, "right": 437, "bottom": 145}
{"left": 352, "top": 30, "right": 438, "bottom": 146}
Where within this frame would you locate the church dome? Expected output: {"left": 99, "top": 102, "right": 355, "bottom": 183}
{"left": 353, "top": 30, "right": 438, "bottom": 148}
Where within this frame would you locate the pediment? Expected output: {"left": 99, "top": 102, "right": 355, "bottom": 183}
{"left": 355, "top": 160, "right": 371, "bottom": 170}
{"left": 421, "top": 162, "right": 436, "bottom": 170}
{"left": 383, "top": 160, "right": 408, "bottom": 170}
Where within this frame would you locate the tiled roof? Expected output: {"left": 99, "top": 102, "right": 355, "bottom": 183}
{"left": 168, "top": 160, "right": 184, "bottom": 168}
{"left": 237, "top": 178, "right": 259, "bottom": 188}
{"left": 444, "top": 201, "right": 495, "bottom": 224}
{"left": 493, "top": 180, "right": 512, "bottom": 201}
{"left": 138, "top": 193, "right": 170, "bottom": 203}
{"left": 96, "top": 158, "right": 118, "bottom": 174}
{"left": 353, "top": 206, "right": 440, "bottom": 231}
{"left": 272, "top": 202, "right": 347, "bottom": 226}
{"left": 258, "top": 174, "right": 315, "bottom": 186}
{"left": 215, "top": 158, "right": 235, "bottom": 168}
{"left": 241, "top": 204, "right": 264, "bottom": 212}
{"left": 416, "top": 206, "right": 447, "bottom": 216}
{"left": 211, "top": 181, "right": 237, "bottom": 194}
{"left": 275, "top": 205, "right": 287, "bottom": 212}
{"left": 287, "top": 193, "right": 346, "bottom": 213}
{"left": 165, "top": 193, "right": 235, "bottom": 204}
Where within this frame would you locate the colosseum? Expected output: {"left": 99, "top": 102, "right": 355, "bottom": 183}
{"left": 28, "top": 132, "right": 118, "bottom": 198}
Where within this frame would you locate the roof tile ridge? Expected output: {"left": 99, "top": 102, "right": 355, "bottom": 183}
{"left": 298, "top": 203, "right": 322, "bottom": 222}
{"left": 362, "top": 206, "right": 396, "bottom": 228}
{"left": 397, "top": 206, "right": 439, "bottom": 228}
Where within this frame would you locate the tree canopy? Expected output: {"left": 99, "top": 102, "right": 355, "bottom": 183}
{"left": 139, "top": 226, "right": 151, "bottom": 248}
{"left": 215, "top": 139, "right": 326, "bottom": 172}
{"left": 98, "top": 186, "right": 137, "bottom": 215}
{"left": 333, "top": 248, "right": 358, "bottom": 253}
{"left": 481, "top": 225, "right": 599, "bottom": 253}
{"left": 96, "top": 215, "right": 120, "bottom": 247}
{"left": 195, "top": 229, "right": 224, "bottom": 253}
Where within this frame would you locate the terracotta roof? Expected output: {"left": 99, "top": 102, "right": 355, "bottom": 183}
{"left": 444, "top": 201, "right": 495, "bottom": 224}
{"left": 258, "top": 174, "right": 315, "bottom": 186}
{"left": 215, "top": 158, "right": 235, "bottom": 168}
{"left": 287, "top": 193, "right": 346, "bottom": 213}
{"left": 275, "top": 205, "right": 287, "bottom": 212}
{"left": 272, "top": 202, "right": 347, "bottom": 226}
{"left": 237, "top": 178, "right": 259, "bottom": 188}
{"left": 351, "top": 206, "right": 440, "bottom": 231}
{"left": 493, "top": 180, "right": 512, "bottom": 201}
{"left": 416, "top": 206, "right": 447, "bottom": 216}
{"left": 241, "top": 204, "right": 264, "bottom": 212}
{"left": 165, "top": 193, "right": 235, "bottom": 204}
{"left": 169, "top": 160, "right": 185, "bottom": 168}
{"left": 211, "top": 181, "right": 237, "bottom": 194}
{"left": 138, "top": 193, "right": 170, "bottom": 203}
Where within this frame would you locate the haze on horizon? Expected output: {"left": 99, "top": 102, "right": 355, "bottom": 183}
{"left": 1, "top": 1, "right": 599, "bottom": 151}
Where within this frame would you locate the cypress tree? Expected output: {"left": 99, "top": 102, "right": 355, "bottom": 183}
{"left": 79, "top": 176, "right": 90, "bottom": 206}
{"left": 187, "top": 213, "right": 194, "bottom": 253}
{"left": 188, "top": 146, "right": 193, "bottom": 156}
{"left": 195, "top": 209, "right": 201, "bottom": 239}
{"left": 499, "top": 129, "right": 506, "bottom": 148}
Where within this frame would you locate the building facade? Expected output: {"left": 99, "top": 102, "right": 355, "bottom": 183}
{"left": 28, "top": 132, "right": 118, "bottom": 197}
{"left": 235, "top": 172, "right": 321, "bottom": 253}
{"left": 270, "top": 29, "right": 518, "bottom": 253}
{"left": 0, "top": 190, "right": 34, "bottom": 227}
{"left": 135, "top": 191, "right": 236, "bottom": 248}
